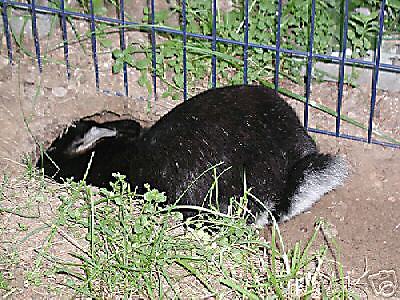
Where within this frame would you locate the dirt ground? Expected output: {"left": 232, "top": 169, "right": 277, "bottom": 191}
{"left": 0, "top": 43, "right": 399, "bottom": 298}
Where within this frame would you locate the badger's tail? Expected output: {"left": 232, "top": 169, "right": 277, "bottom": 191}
{"left": 278, "top": 153, "right": 349, "bottom": 222}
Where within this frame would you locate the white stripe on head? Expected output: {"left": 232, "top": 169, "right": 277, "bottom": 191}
{"left": 69, "top": 127, "right": 117, "bottom": 155}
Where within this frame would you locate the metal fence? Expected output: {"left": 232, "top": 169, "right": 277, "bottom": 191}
{"left": 1, "top": 0, "right": 399, "bottom": 148}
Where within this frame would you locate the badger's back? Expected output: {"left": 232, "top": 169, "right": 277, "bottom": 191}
{"left": 130, "top": 85, "right": 335, "bottom": 222}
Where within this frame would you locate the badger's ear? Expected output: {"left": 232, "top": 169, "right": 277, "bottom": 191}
{"left": 66, "top": 126, "right": 117, "bottom": 156}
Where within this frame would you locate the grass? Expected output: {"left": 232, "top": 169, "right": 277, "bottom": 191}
{"left": 0, "top": 164, "right": 358, "bottom": 299}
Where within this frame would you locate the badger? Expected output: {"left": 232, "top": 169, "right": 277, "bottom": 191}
{"left": 37, "top": 85, "right": 349, "bottom": 225}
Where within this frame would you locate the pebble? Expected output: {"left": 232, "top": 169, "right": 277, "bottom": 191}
{"left": 52, "top": 86, "right": 67, "bottom": 98}
{"left": 0, "top": 56, "right": 9, "bottom": 69}
{"left": 374, "top": 181, "right": 383, "bottom": 189}
{"left": 322, "top": 222, "right": 338, "bottom": 238}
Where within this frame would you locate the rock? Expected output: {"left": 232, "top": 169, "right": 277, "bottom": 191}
{"left": 52, "top": 86, "right": 67, "bottom": 98}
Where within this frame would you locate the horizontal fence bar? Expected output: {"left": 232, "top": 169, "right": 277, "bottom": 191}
{"left": 307, "top": 127, "right": 400, "bottom": 149}
{"left": 1, "top": 1, "right": 399, "bottom": 75}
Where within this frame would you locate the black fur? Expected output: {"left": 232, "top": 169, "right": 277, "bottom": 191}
{"left": 37, "top": 85, "right": 348, "bottom": 224}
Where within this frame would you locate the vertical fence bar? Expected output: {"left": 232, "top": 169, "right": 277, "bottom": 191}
{"left": 304, "top": 0, "right": 316, "bottom": 129}
{"left": 150, "top": 0, "right": 157, "bottom": 100}
{"left": 368, "top": 0, "right": 386, "bottom": 143}
{"left": 211, "top": 0, "right": 217, "bottom": 88}
{"left": 243, "top": 0, "right": 249, "bottom": 85}
{"left": 30, "top": 0, "right": 42, "bottom": 72}
{"left": 1, "top": 0, "right": 13, "bottom": 64}
{"left": 336, "top": 0, "right": 349, "bottom": 136}
{"left": 119, "top": 0, "right": 128, "bottom": 96}
{"left": 274, "top": 0, "right": 282, "bottom": 90}
{"left": 60, "top": 0, "right": 70, "bottom": 79}
{"left": 89, "top": 0, "right": 99, "bottom": 89}
{"left": 182, "top": 0, "right": 187, "bottom": 101}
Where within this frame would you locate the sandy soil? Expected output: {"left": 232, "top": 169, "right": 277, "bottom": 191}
{"left": 0, "top": 38, "right": 399, "bottom": 299}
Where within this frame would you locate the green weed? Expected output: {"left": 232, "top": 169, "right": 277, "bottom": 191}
{"left": 12, "top": 171, "right": 354, "bottom": 298}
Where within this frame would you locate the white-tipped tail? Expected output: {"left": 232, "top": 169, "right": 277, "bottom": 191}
{"left": 280, "top": 156, "right": 349, "bottom": 222}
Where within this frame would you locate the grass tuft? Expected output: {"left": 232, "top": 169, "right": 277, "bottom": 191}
{"left": 0, "top": 169, "right": 359, "bottom": 298}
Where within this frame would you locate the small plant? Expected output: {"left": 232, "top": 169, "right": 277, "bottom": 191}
{"left": 0, "top": 272, "right": 10, "bottom": 292}
{"left": 348, "top": 10, "right": 380, "bottom": 58}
